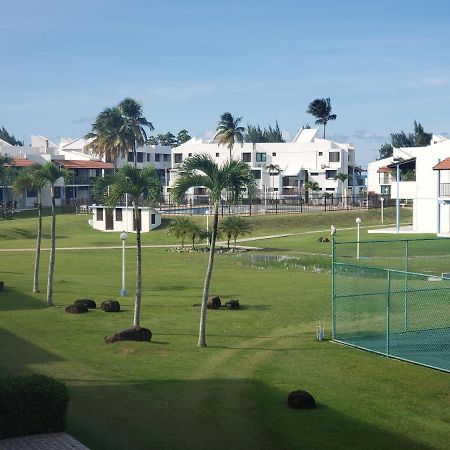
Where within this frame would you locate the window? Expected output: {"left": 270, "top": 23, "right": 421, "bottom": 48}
{"left": 272, "top": 152, "right": 276, "bottom": 157}
{"left": 155, "top": 153, "right": 161, "bottom": 162}
{"left": 326, "top": 188, "right": 335, "bottom": 192}
{"left": 116, "top": 208, "right": 122, "bottom": 221}
{"left": 318, "top": 152, "right": 323, "bottom": 156}
{"left": 146, "top": 153, "right": 151, "bottom": 162}
{"left": 163, "top": 154, "right": 170, "bottom": 162}
{"left": 188, "top": 153, "right": 192, "bottom": 157}
{"left": 329, "top": 152, "right": 340, "bottom": 163}
{"left": 151, "top": 214, "right": 156, "bottom": 225}
{"left": 309, "top": 172, "right": 319, "bottom": 176}
{"left": 326, "top": 170, "right": 337, "bottom": 179}
{"left": 137, "top": 152, "right": 144, "bottom": 163}
{"left": 127, "top": 152, "right": 134, "bottom": 162}
{"left": 216, "top": 153, "right": 220, "bottom": 157}
{"left": 256, "top": 153, "right": 267, "bottom": 162}
{"left": 174, "top": 153, "right": 183, "bottom": 163}
{"left": 26, "top": 188, "right": 37, "bottom": 198}
{"left": 251, "top": 170, "right": 261, "bottom": 179}
{"left": 242, "top": 153, "right": 252, "bottom": 162}
{"left": 97, "top": 208, "right": 104, "bottom": 221}
{"left": 54, "top": 187, "right": 62, "bottom": 199}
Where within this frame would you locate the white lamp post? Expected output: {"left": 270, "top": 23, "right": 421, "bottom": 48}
{"left": 120, "top": 231, "right": 128, "bottom": 296}
{"left": 380, "top": 197, "right": 384, "bottom": 224}
{"left": 356, "top": 217, "right": 361, "bottom": 260}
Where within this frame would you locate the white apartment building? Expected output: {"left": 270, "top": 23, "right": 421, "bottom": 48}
{"left": 169, "top": 128, "right": 359, "bottom": 198}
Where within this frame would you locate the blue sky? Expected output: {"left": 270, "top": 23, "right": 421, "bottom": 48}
{"left": 2, "top": 0, "right": 450, "bottom": 165}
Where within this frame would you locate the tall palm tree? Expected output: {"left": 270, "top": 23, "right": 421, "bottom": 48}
{"left": 85, "top": 107, "right": 130, "bottom": 168}
{"left": 214, "top": 112, "right": 245, "bottom": 160}
{"left": 12, "top": 164, "right": 47, "bottom": 293}
{"left": 106, "top": 165, "right": 162, "bottom": 328}
{"left": 306, "top": 98, "right": 337, "bottom": 139}
{"left": 40, "top": 162, "right": 70, "bottom": 306}
{"left": 266, "top": 164, "right": 280, "bottom": 196}
{"left": 303, "top": 179, "right": 320, "bottom": 204}
{"left": 0, "top": 155, "right": 14, "bottom": 205}
{"left": 335, "top": 172, "right": 349, "bottom": 207}
{"left": 172, "top": 154, "right": 255, "bottom": 347}
{"left": 118, "top": 98, "right": 154, "bottom": 168}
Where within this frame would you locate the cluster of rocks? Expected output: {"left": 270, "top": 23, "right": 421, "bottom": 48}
{"left": 206, "top": 296, "right": 240, "bottom": 310}
{"left": 167, "top": 247, "right": 247, "bottom": 254}
{"left": 64, "top": 299, "right": 121, "bottom": 314}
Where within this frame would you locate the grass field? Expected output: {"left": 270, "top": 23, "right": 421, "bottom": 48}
{"left": 1, "top": 208, "right": 449, "bottom": 449}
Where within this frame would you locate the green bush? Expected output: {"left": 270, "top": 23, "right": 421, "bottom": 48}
{"left": 0, "top": 374, "right": 69, "bottom": 438}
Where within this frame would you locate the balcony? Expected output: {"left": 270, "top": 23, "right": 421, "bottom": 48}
{"left": 440, "top": 183, "right": 450, "bottom": 197}
{"left": 66, "top": 176, "right": 95, "bottom": 185}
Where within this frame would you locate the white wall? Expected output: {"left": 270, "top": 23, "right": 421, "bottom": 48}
{"left": 90, "top": 206, "right": 161, "bottom": 232}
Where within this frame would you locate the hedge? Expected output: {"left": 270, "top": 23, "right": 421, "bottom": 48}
{"left": 0, "top": 374, "right": 69, "bottom": 439}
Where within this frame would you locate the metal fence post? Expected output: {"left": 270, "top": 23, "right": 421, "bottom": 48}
{"left": 386, "top": 270, "right": 391, "bottom": 355}
{"left": 404, "top": 240, "right": 409, "bottom": 332}
{"left": 331, "top": 237, "right": 336, "bottom": 339}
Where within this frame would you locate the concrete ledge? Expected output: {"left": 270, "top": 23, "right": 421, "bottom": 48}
{"left": 0, "top": 432, "right": 89, "bottom": 449}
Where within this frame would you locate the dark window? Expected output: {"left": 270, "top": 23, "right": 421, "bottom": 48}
{"left": 54, "top": 187, "right": 62, "bottom": 199}
{"left": 326, "top": 170, "right": 337, "bottom": 179}
{"left": 151, "top": 214, "right": 156, "bottom": 224}
{"left": 251, "top": 170, "right": 261, "bottom": 179}
{"left": 216, "top": 153, "right": 220, "bottom": 157}
{"left": 163, "top": 154, "right": 170, "bottom": 162}
{"left": 318, "top": 152, "right": 323, "bottom": 156}
{"left": 242, "top": 153, "right": 252, "bottom": 162}
{"left": 26, "top": 188, "right": 37, "bottom": 198}
{"left": 188, "top": 153, "right": 192, "bottom": 157}
{"left": 256, "top": 153, "right": 267, "bottom": 162}
{"left": 155, "top": 153, "right": 161, "bottom": 162}
{"left": 127, "top": 152, "right": 134, "bottom": 162}
{"left": 147, "top": 153, "right": 151, "bottom": 162}
{"left": 137, "top": 152, "right": 144, "bottom": 163}
{"left": 116, "top": 208, "right": 122, "bottom": 221}
{"left": 97, "top": 208, "right": 104, "bottom": 221}
{"left": 174, "top": 153, "right": 183, "bottom": 163}
{"left": 329, "top": 152, "right": 340, "bottom": 163}
{"left": 272, "top": 152, "right": 276, "bottom": 157}
{"left": 326, "top": 188, "right": 335, "bottom": 192}
{"left": 309, "top": 172, "right": 319, "bottom": 176}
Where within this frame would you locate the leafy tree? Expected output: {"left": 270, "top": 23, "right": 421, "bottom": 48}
{"left": 244, "top": 121, "right": 284, "bottom": 143}
{"left": 157, "top": 132, "right": 178, "bottom": 147}
{"left": 177, "top": 129, "right": 191, "bottom": 145}
{"left": 378, "top": 143, "right": 393, "bottom": 159}
{"left": 306, "top": 98, "right": 337, "bottom": 138}
{"left": 39, "top": 163, "right": 70, "bottom": 306}
{"left": 0, "top": 156, "right": 14, "bottom": 204}
{"left": 303, "top": 180, "right": 320, "bottom": 192}
{"left": 220, "top": 216, "right": 252, "bottom": 249}
{"left": 214, "top": 112, "right": 245, "bottom": 159}
{"left": 168, "top": 216, "right": 195, "bottom": 247}
{"left": 106, "top": 165, "right": 163, "bottom": 328}
{"left": 0, "top": 126, "right": 23, "bottom": 146}
{"left": 172, "top": 154, "right": 255, "bottom": 347}
{"left": 413, "top": 121, "right": 432, "bottom": 147}
{"left": 145, "top": 136, "right": 159, "bottom": 145}
{"left": 12, "top": 164, "right": 47, "bottom": 293}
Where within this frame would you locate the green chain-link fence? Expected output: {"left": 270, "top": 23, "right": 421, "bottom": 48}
{"left": 332, "top": 238, "right": 450, "bottom": 372}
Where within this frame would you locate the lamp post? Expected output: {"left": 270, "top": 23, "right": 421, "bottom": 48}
{"left": 356, "top": 217, "right": 361, "bottom": 260}
{"left": 120, "top": 231, "right": 128, "bottom": 296}
{"left": 380, "top": 197, "right": 384, "bottom": 224}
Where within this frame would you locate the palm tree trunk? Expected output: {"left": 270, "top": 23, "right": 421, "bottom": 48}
{"left": 133, "top": 142, "right": 137, "bottom": 169}
{"left": 46, "top": 187, "right": 56, "bottom": 306}
{"left": 198, "top": 202, "right": 219, "bottom": 347}
{"left": 33, "top": 191, "right": 42, "bottom": 293}
{"left": 323, "top": 123, "right": 326, "bottom": 139}
{"left": 133, "top": 204, "right": 141, "bottom": 328}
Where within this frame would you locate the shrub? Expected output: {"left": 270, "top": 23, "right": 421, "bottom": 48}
{"left": 0, "top": 374, "right": 69, "bottom": 438}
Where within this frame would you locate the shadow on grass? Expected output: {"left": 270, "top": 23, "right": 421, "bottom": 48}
{"left": 62, "top": 378, "right": 435, "bottom": 450}
{"left": 0, "top": 287, "right": 46, "bottom": 311}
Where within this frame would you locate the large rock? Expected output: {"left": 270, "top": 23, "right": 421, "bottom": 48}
{"left": 101, "top": 299, "right": 121, "bottom": 312}
{"left": 207, "top": 296, "right": 221, "bottom": 309}
{"left": 105, "top": 327, "right": 152, "bottom": 344}
{"left": 287, "top": 390, "right": 316, "bottom": 409}
{"left": 74, "top": 298, "right": 96, "bottom": 309}
{"left": 225, "top": 299, "right": 240, "bottom": 310}
{"left": 65, "top": 304, "right": 88, "bottom": 314}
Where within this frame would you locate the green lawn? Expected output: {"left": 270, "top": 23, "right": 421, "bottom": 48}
{"left": 0, "top": 209, "right": 449, "bottom": 450}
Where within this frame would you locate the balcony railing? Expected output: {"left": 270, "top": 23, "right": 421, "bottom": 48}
{"left": 440, "top": 183, "right": 450, "bottom": 197}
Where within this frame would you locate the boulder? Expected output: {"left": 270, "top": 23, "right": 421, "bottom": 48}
{"left": 225, "top": 299, "right": 240, "bottom": 310}
{"left": 74, "top": 299, "right": 96, "bottom": 309}
{"left": 105, "top": 327, "right": 152, "bottom": 344}
{"left": 287, "top": 390, "right": 316, "bottom": 409}
{"left": 65, "top": 304, "right": 88, "bottom": 314}
{"left": 207, "top": 296, "right": 221, "bottom": 309}
{"left": 101, "top": 300, "right": 121, "bottom": 312}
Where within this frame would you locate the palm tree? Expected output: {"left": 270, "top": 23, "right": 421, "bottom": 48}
{"left": 335, "top": 172, "right": 349, "bottom": 207}
{"left": 303, "top": 180, "right": 320, "bottom": 204}
{"left": 40, "top": 162, "right": 70, "bottom": 306}
{"left": 168, "top": 216, "right": 195, "bottom": 247}
{"left": 306, "top": 98, "right": 337, "bottom": 139}
{"left": 106, "top": 165, "right": 162, "bottom": 328}
{"left": 266, "top": 164, "right": 280, "bottom": 198}
{"left": 0, "top": 155, "right": 14, "bottom": 205}
{"left": 118, "top": 98, "right": 154, "bottom": 168}
{"left": 85, "top": 107, "right": 130, "bottom": 168}
{"left": 220, "top": 216, "right": 252, "bottom": 249}
{"left": 214, "top": 112, "right": 245, "bottom": 160}
{"left": 172, "top": 154, "right": 255, "bottom": 347}
{"left": 12, "top": 164, "right": 47, "bottom": 293}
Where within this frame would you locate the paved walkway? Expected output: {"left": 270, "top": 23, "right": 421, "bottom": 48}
{"left": 0, "top": 433, "right": 89, "bottom": 450}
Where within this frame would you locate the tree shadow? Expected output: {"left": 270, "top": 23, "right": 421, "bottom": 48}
{"left": 0, "top": 287, "right": 46, "bottom": 311}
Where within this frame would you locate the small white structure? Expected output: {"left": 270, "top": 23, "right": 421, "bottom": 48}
{"left": 89, "top": 205, "right": 161, "bottom": 232}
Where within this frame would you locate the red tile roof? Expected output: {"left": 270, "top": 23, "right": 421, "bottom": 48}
{"left": 433, "top": 158, "right": 450, "bottom": 170}
{"left": 11, "top": 158, "right": 34, "bottom": 167}
{"left": 56, "top": 160, "right": 114, "bottom": 169}
{"left": 377, "top": 166, "right": 392, "bottom": 173}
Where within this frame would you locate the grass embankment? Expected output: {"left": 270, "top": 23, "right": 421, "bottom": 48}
{"left": 1, "top": 209, "right": 449, "bottom": 450}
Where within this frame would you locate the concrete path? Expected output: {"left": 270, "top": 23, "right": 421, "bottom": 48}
{"left": 0, "top": 433, "right": 89, "bottom": 450}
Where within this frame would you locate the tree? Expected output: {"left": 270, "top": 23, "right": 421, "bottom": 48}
{"left": 40, "top": 162, "right": 70, "bottom": 306}
{"left": 244, "top": 121, "right": 284, "bottom": 143}
{"left": 214, "top": 112, "right": 245, "bottom": 159}
{"left": 106, "top": 165, "right": 162, "bottom": 328}
{"left": 0, "top": 155, "right": 14, "bottom": 204}
{"left": 146, "top": 136, "right": 159, "bottom": 145}
{"left": 413, "top": 121, "right": 432, "bottom": 147}
{"left": 266, "top": 164, "right": 281, "bottom": 195}
{"left": 172, "top": 154, "right": 255, "bottom": 347}
{"left": 303, "top": 179, "right": 320, "bottom": 204}
{"left": 220, "top": 216, "right": 252, "bottom": 249}
{"left": 335, "top": 173, "right": 349, "bottom": 206}
{"left": 177, "top": 129, "right": 191, "bottom": 145}
{"left": 168, "top": 216, "right": 195, "bottom": 247}
{"left": 378, "top": 143, "right": 393, "bottom": 159}
{"left": 156, "top": 132, "right": 178, "bottom": 147}
{"left": 0, "top": 126, "right": 23, "bottom": 146}
{"left": 306, "top": 98, "right": 337, "bottom": 139}
{"left": 12, "top": 164, "right": 47, "bottom": 293}
{"left": 118, "top": 98, "right": 154, "bottom": 168}
{"left": 85, "top": 107, "right": 130, "bottom": 167}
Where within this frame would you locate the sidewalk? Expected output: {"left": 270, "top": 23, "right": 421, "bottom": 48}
{"left": 0, "top": 433, "right": 89, "bottom": 450}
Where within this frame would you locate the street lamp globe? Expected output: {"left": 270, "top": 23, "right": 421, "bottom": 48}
{"left": 356, "top": 217, "right": 361, "bottom": 224}
{"left": 120, "top": 231, "right": 128, "bottom": 241}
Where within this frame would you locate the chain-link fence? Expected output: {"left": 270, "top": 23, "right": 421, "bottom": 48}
{"left": 332, "top": 238, "right": 450, "bottom": 372}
